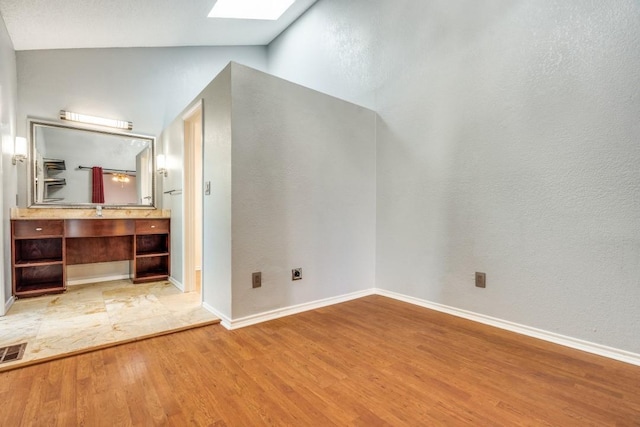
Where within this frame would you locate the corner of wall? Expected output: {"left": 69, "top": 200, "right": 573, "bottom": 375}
{"left": 0, "top": 13, "right": 18, "bottom": 314}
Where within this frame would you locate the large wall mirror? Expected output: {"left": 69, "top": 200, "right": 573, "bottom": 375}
{"left": 28, "top": 119, "right": 156, "bottom": 208}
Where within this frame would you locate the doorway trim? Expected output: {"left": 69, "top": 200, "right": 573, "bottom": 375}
{"left": 182, "top": 100, "right": 204, "bottom": 294}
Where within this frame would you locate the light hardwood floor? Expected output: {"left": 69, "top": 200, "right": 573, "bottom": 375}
{"left": 1, "top": 295, "right": 639, "bottom": 426}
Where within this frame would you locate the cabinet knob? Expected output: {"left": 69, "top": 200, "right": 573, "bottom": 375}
{"left": 35, "top": 227, "right": 43, "bottom": 231}
{"left": 151, "top": 225, "right": 156, "bottom": 228}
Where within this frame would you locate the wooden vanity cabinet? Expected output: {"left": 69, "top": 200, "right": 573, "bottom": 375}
{"left": 11, "top": 220, "right": 66, "bottom": 297}
{"left": 11, "top": 217, "right": 170, "bottom": 297}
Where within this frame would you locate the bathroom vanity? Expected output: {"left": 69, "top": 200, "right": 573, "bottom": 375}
{"left": 11, "top": 118, "right": 171, "bottom": 298}
{"left": 11, "top": 211, "right": 170, "bottom": 298}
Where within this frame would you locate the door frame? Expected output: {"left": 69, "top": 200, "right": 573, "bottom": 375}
{"left": 182, "top": 100, "right": 203, "bottom": 294}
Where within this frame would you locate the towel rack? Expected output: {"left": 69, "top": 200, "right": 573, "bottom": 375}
{"left": 78, "top": 165, "right": 136, "bottom": 175}
{"left": 164, "top": 189, "right": 182, "bottom": 195}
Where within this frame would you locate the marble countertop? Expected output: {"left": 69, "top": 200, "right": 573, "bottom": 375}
{"left": 10, "top": 207, "right": 171, "bottom": 219}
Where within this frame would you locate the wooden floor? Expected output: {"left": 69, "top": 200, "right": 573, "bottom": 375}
{"left": 1, "top": 296, "right": 639, "bottom": 426}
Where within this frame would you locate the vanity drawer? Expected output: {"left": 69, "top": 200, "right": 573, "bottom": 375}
{"left": 135, "top": 219, "right": 169, "bottom": 235}
{"left": 13, "top": 220, "right": 64, "bottom": 238}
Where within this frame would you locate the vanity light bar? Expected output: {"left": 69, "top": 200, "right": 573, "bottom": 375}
{"left": 59, "top": 110, "right": 133, "bottom": 130}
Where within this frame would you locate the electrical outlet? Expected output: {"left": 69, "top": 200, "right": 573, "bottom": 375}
{"left": 292, "top": 268, "right": 302, "bottom": 281}
{"left": 252, "top": 272, "right": 261, "bottom": 288}
{"left": 475, "top": 272, "right": 486, "bottom": 288}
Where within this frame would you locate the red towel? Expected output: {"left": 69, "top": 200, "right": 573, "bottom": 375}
{"left": 92, "top": 167, "right": 105, "bottom": 203}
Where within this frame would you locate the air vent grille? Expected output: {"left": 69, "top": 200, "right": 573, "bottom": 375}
{"left": 0, "top": 343, "right": 27, "bottom": 364}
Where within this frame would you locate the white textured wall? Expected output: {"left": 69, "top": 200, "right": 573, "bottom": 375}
{"left": 230, "top": 63, "right": 376, "bottom": 318}
{"left": 269, "top": 0, "right": 640, "bottom": 353}
{"left": 0, "top": 13, "right": 17, "bottom": 313}
{"left": 268, "top": 1, "right": 376, "bottom": 110}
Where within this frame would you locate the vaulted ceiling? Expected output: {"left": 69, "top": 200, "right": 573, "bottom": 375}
{"left": 0, "top": 0, "right": 317, "bottom": 50}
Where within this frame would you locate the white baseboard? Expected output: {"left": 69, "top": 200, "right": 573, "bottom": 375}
{"left": 375, "top": 289, "right": 640, "bottom": 367}
{"left": 3, "top": 296, "right": 15, "bottom": 316}
{"left": 212, "top": 289, "right": 376, "bottom": 331}
{"left": 67, "top": 274, "right": 130, "bottom": 286}
{"left": 197, "top": 286, "right": 640, "bottom": 367}
{"left": 202, "top": 303, "right": 232, "bottom": 329}
{"left": 168, "top": 276, "right": 184, "bottom": 292}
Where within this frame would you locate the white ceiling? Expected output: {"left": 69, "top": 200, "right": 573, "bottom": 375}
{"left": 0, "top": 0, "right": 318, "bottom": 50}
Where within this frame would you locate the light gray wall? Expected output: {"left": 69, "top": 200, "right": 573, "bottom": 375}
{"left": 15, "top": 46, "right": 267, "bottom": 208}
{"left": 269, "top": 0, "right": 640, "bottom": 353}
{"left": 159, "top": 109, "right": 187, "bottom": 291}
{"left": 166, "top": 62, "right": 376, "bottom": 320}
{"left": 201, "top": 66, "right": 233, "bottom": 317}
{"left": 4, "top": 45, "right": 266, "bottom": 287}
{"left": 17, "top": 46, "right": 267, "bottom": 137}
{"left": 0, "top": 13, "right": 17, "bottom": 313}
{"left": 230, "top": 63, "right": 376, "bottom": 318}
{"left": 268, "top": 1, "right": 376, "bottom": 110}
{"left": 160, "top": 64, "right": 234, "bottom": 315}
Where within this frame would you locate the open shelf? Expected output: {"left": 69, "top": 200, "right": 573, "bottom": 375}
{"left": 12, "top": 221, "right": 66, "bottom": 298}
{"left": 135, "top": 251, "right": 170, "bottom": 258}
{"left": 14, "top": 264, "right": 65, "bottom": 297}
{"left": 15, "top": 282, "right": 66, "bottom": 296}
{"left": 14, "top": 238, "right": 63, "bottom": 265}
{"left": 15, "top": 259, "right": 64, "bottom": 267}
{"left": 135, "top": 234, "right": 168, "bottom": 255}
{"left": 134, "top": 255, "right": 169, "bottom": 284}
{"left": 133, "top": 271, "right": 170, "bottom": 282}
{"left": 133, "top": 220, "right": 170, "bottom": 283}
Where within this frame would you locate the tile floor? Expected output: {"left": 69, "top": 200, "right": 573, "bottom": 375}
{"left": 0, "top": 280, "right": 219, "bottom": 370}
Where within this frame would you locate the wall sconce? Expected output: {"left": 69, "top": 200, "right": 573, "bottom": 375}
{"left": 60, "top": 110, "right": 133, "bottom": 130}
{"left": 12, "top": 136, "right": 27, "bottom": 165}
{"left": 157, "top": 154, "right": 168, "bottom": 177}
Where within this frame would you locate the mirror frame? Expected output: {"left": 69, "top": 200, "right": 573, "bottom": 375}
{"left": 27, "top": 118, "right": 157, "bottom": 209}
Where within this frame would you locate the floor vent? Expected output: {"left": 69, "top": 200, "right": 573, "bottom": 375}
{"left": 0, "top": 343, "right": 27, "bottom": 364}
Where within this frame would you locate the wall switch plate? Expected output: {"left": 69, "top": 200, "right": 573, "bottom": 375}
{"left": 204, "top": 181, "right": 211, "bottom": 195}
{"left": 252, "top": 272, "right": 261, "bottom": 288}
{"left": 475, "top": 272, "right": 486, "bottom": 288}
{"left": 292, "top": 268, "right": 302, "bottom": 281}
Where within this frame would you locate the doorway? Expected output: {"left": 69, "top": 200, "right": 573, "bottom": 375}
{"left": 183, "top": 101, "right": 203, "bottom": 294}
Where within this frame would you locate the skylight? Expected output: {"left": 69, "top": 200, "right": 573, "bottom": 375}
{"left": 208, "top": 0, "right": 296, "bottom": 20}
